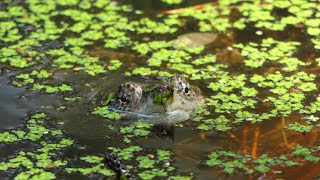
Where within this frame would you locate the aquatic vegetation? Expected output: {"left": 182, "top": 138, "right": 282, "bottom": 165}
{"left": 312, "top": 38, "right": 320, "bottom": 50}
{"left": 193, "top": 69, "right": 319, "bottom": 130}
{"left": 195, "top": 115, "right": 232, "bottom": 132}
{"left": 205, "top": 145, "right": 320, "bottom": 174}
{"left": 193, "top": 104, "right": 232, "bottom": 131}
{"left": 108, "top": 60, "right": 123, "bottom": 70}
{"left": 64, "top": 96, "right": 82, "bottom": 102}
{"left": 66, "top": 155, "right": 114, "bottom": 177}
{"left": 286, "top": 122, "right": 314, "bottom": 133}
{"left": 162, "top": 0, "right": 183, "bottom": 5}
{"left": 120, "top": 122, "right": 154, "bottom": 143}
{"left": 32, "top": 83, "right": 73, "bottom": 94}
{"left": 12, "top": 69, "right": 74, "bottom": 94}
{"left": 131, "top": 67, "right": 164, "bottom": 76}
{"left": 292, "top": 145, "right": 320, "bottom": 162}
{"left": 92, "top": 106, "right": 121, "bottom": 120}
{"left": 108, "top": 146, "right": 185, "bottom": 179}
{"left": 13, "top": 70, "right": 47, "bottom": 83}
{"left": 234, "top": 38, "right": 305, "bottom": 70}
{"left": 0, "top": 113, "right": 52, "bottom": 143}
{"left": 109, "top": 146, "right": 143, "bottom": 161}
{"left": 132, "top": 41, "right": 173, "bottom": 55}
{"left": 1, "top": 0, "right": 320, "bottom": 179}
{"left": 0, "top": 113, "right": 74, "bottom": 179}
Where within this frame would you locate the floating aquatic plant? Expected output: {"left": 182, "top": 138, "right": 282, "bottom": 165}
{"left": 0, "top": 113, "right": 74, "bottom": 179}
{"left": 1, "top": 0, "right": 320, "bottom": 178}
{"left": 92, "top": 106, "right": 121, "bottom": 120}
{"left": 120, "top": 122, "right": 154, "bottom": 143}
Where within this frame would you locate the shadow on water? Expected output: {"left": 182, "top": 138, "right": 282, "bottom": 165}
{"left": 0, "top": 74, "right": 29, "bottom": 130}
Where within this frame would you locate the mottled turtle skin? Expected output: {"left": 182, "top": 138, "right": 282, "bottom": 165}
{"left": 164, "top": 75, "right": 204, "bottom": 113}
{"left": 113, "top": 82, "right": 143, "bottom": 111}
{"left": 106, "top": 75, "right": 204, "bottom": 123}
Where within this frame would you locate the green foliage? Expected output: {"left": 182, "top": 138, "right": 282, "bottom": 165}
{"left": 32, "top": 83, "right": 73, "bottom": 94}
{"left": 64, "top": 96, "right": 82, "bottom": 101}
{"left": 66, "top": 164, "right": 114, "bottom": 177}
{"left": 132, "top": 41, "right": 173, "bottom": 55}
{"left": 169, "top": 176, "right": 192, "bottom": 180}
{"left": 195, "top": 115, "right": 232, "bottom": 132}
{"left": 234, "top": 38, "right": 305, "bottom": 70}
{"left": 109, "top": 146, "right": 177, "bottom": 179}
{"left": 286, "top": 122, "right": 314, "bottom": 133}
{"left": 15, "top": 168, "right": 56, "bottom": 180}
{"left": 192, "top": 54, "right": 216, "bottom": 65}
{"left": 92, "top": 106, "right": 121, "bottom": 120}
{"left": 132, "top": 67, "right": 160, "bottom": 76}
{"left": 109, "top": 146, "right": 143, "bottom": 160}
{"left": 120, "top": 122, "right": 154, "bottom": 143}
{"left": 206, "top": 149, "right": 304, "bottom": 174}
{"left": 1, "top": 0, "right": 320, "bottom": 178}
{"left": 80, "top": 156, "right": 104, "bottom": 164}
{"left": 162, "top": 0, "right": 183, "bottom": 5}
{"left": 66, "top": 155, "right": 114, "bottom": 177}
{"left": 13, "top": 69, "right": 52, "bottom": 87}
{"left": 108, "top": 60, "right": 122, "bottom": 70}
{"left": 292, "top": 145, "right": 320, "bottom": 162}
{"left": 0, "top": 113, "right": 49, "bottom": 142}
{"left": 0, "top": 113, "right": 74, "bottom": 179}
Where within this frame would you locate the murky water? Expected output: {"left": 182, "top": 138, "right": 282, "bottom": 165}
{"left": 2, "top": 68, "right": 318, "bottom": 179}
{"left": 1, "top": 0, "right": 320, "bottom": 179}
{"left": 0, "top": 74, "right": 28, "bottom": 130}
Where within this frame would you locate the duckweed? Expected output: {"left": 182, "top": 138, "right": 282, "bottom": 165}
{"left": 162, "top": 0, "right": 183, "bottom": 5}
{"left": 205, "top": 146, "right": 320, "bottom": 174}
{"left": 234, "top": 38, "right": 304, "bottom": 70}
{"left": 286, "top": 122, "right": 314, "bottom": 133}
{"left": 108, "top": 147, "right": 183, "bottom": 179}
{"left": 66, "top": 155, "right": 114, "bottom": 177}
{"left": 0, "top": 113, "right": 48, "bottom": 143}
{"left": 120, "top": 122, "right": 154, "bottom": 143}
{"left": 1, "top": 0, "right": 320, "bottom": 178}
{"left": 92, "top": 106, "right": 121, "bottom": 120}
{"left": 0, "top": 113, "right": 74, "bottom": 179}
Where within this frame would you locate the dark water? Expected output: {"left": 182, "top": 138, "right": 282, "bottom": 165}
{"left": 0, "top": 0, "right": 320, "bottom": 179}
{"left": 0, "top": 74, "right": 28, "bottom": 130}
{"left": 1, "top": 67, "right": 317, "bottom": 179}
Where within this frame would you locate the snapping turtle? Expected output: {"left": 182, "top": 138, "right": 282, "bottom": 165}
{"left": 99, "top": 75, "right": 204, "bottom": 124}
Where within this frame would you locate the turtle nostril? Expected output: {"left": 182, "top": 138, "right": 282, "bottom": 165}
{"left": 120, "top": 96, "right": 126, "bottom": 102}
{"left": 184, "top": 87, "right": 189, "bottom": 94}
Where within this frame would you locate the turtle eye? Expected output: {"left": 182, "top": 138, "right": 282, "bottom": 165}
{"left": 120, "top": 96, "right": 127, "bottom": 102}
{"left": 184, "top": 87, "right": 189, "bottom": 94}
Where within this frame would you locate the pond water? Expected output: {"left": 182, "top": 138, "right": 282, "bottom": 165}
{"left": 0, "top": 74, "right": 27, "bottom": 130}
{"left": 0, "top": 0, "right": 320, "bottom": 179}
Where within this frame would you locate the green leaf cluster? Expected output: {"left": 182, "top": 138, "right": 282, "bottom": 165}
{"left": 120, "top": 122, "right": 154, "bottom": 143}
{"left": 92, "top": 106, "right": 121, "bottom": 120}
